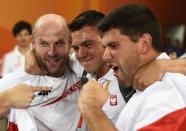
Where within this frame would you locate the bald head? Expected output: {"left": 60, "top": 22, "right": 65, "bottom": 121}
{"left": 31, "top": 14, "right": 71, "bottom": 77}
{"left": 33, "top": 14, "right": 70, "bottom": 40}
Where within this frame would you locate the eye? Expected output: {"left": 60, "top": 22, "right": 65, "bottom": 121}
{"left": 108, "top": 43, "right": 118, "bottom": 49}
{"left": 72, "top": 46, "right": 79, "bottom": 52}
{"left": 55, "top": 41, "right": 65, "bottom": 47}
{"left": 102, "top": 45, "right": 106, "bottom": 49}
{"left": 84, "top": 41, "right": 93, "bottom": 48}
{"left": 40, "top": 42, "right": 48, "bottom": 47}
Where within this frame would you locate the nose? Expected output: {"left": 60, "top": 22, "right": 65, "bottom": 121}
{"left": 78, "top": 47, "right": 87, "bottom": 58}
{"left": 48, "top": 46, "right": 56, "bottom": 56}
{"left": 103, "top": 48, "right": 112, "bottom": 62}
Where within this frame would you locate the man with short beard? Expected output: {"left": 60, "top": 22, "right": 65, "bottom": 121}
{"left": 69, "top": 10, "right": 126, "bottom": 126}
{"left": 0, "top": 14, "right": 82, "bottom": 131}
{"left": 78, "top": 4, "right": 186, "bottom": 131}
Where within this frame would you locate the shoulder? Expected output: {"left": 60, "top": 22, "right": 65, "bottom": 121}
{"left": 0, "top": 71, "right": 28, "bottom": 92}
{"left": 69, "top": 53, "right": 84, "bottom": 77}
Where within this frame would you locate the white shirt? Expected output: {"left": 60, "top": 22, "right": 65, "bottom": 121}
{"left": 2, "top": 46, "right": 25, "bottom": 76}
{"left": 116, "top": 53, "right": 186, "bottom": 131}
{"left": 70, "top": 53, "right": 126, "bottom": 123}
{"left": 87, "top": 70, "right": 126, "bottom": 123}
{"left": 0, "top": 63, "right": 82, "bottom": 131}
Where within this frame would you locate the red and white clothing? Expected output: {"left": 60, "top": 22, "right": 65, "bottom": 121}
{"left": 2, "top": 46, "right": 25, "bottom": 76}
{"left": 115, "top": 53, "right": 186, "bottom": 131}
{"left": 0, "top": 64, "right": 82, "bottom": 131}
{"left": 86, "top": 70, "right": 126, "bottom": 123}
{"left": 70, "top": 53, "right": 126, "bottom": 123}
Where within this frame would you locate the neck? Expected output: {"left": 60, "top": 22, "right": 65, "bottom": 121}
{"left": 141, "top": 49, "right": 161, "bottom": 67}
{"left": 95, "top": 63, "right": 110, "bottom": 78}
{"left": 18, "top": 46, "right": 29, "bottom": 55}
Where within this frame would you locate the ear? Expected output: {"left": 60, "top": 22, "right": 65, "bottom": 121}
{"left": 68, "top": 35, "right": 72, "bottom": 49}
{"left": 31, "top": 36, "right": 36, "bottom": 50}
{"left": 138, "top": 33, "right": 152, "bottom": 55}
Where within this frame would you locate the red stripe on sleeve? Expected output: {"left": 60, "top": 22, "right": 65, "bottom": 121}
{"left": 138, "top": 107, "right": 186, "bottom": 131}
{"left": 7, "top": 122, "right": 19, "bottom": 131}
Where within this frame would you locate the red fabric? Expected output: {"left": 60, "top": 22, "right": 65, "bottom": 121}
{"left": 7, "top": 122, "right": 19, "bottom": 131}
{"left": 138, "top": 107, "right": 186, "bottom": 131}
{"left": 43, "top": 81, "right": 81, "bottom": 106}
{"left": 77, "top": 115, "right": 83, "bottom": 128}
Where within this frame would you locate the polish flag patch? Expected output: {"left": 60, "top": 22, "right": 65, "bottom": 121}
{"left": 110, "top": 95, "right": 117, "bottom": 106}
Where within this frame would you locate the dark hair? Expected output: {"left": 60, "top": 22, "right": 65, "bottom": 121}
{"left": 69, "top": 10, "right": 105, "bottom": 32}
{"left": 98, "top": 4, "right": 163, "bottom": 51}
{"left": 12, "top": 20, "right": 32, "bottom": 37}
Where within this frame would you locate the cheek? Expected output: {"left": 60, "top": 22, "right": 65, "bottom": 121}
{"left": 35, "top": 47, "right": 47, "bottom": 57}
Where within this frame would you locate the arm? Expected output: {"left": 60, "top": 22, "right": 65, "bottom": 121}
{"left": 78, "top": 80, "right": 118, "bottom": 131}
{"left": 163, "top": 59, "right": 186, "bottom": 74}
{"left": 0, "top": 84, "right": 50, "bottom": 119}
{"left": 25, "top": 49, "right": 46, "bottom": 75}
{"left": 133, "top": 59, "right": 186, "bottom": 90}
{"left": 0, "top": 91, "right": 11, "bottom": 119}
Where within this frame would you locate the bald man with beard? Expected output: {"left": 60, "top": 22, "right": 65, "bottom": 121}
{"left": 0, "top": 14, "right": 83, "bottom": 131}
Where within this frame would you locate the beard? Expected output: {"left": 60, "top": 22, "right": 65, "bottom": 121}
{"left": 34, "top": 50, "right": 69, "bottom": 77}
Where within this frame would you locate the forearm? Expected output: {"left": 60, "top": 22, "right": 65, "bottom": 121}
{"left": 162, "top": 59, "right": 186, "bottom": 75}
{"left": 81, "top": 105, "right": 117, "bottom": 131}
{"left": 0, "top": 91, "right": 11, "bottom": 119}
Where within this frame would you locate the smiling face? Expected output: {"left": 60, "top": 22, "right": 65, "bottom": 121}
{"left": 102, "top": 28, "right": 142, "bottom": 87}
{"left": 71, "top": 26, "right": 106, "bottom": 75}
{"left": 32, "top": 21, "right": 70, "bottom": 77}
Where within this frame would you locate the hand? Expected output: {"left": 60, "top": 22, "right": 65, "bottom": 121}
{"left": 78, "top": 80, "right": 110, "bottom": 113}
{"left": 25, "top": 49, "right": 47, "bottom": 75}
{"left": 133, "top": 60, "right": 165, "bottom": 90}
{"left": 4, "top": 84, "right": 50, "bottom": 108}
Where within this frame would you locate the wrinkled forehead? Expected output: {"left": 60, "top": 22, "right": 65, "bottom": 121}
{"left": 34, "top": 22, "right": 70, "bottom": 43}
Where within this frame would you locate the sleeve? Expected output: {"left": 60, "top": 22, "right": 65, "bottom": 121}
{"left": 0, "top": 72, "right": 21, "bottom": 92}
{"left": 133, "top": 81, "right": 185, "bottom": 131}
{"left": 69, "top": 53, "right": 84, "bottom": 77}
{"left": 1, "top": 55, "right": 12, "bottom": 76}
{"left": 137, "top": 107, "right": 186, "bottom": 131}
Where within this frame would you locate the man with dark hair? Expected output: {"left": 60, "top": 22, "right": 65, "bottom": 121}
{"left": 2, "top": 21, "right": 32, "bottom": 75}
{"left": 69, "top": 10, "right": 126, "bottom": 126}
{"left": 12, "top": 21, "right": 32, "bottom": 37}
{"left": 78, "top": 4, "right": 186, "bottom": 131}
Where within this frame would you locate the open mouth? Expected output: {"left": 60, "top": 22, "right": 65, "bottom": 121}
{"left": 47, "top": 59, "right": 60, "bottom": 66}
{"left": 112, "top": 66, "right": 119, "bottom": 72}
{"left": 107, "top": 64, "right": 119, "bottom": 75}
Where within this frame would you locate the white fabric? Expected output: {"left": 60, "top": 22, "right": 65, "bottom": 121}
{"left": 0, "top": 63, "right": 82, "bottom": 131}
{"left": 116, "top": 52, "right": 186, "bottom": 131}
{"left": 71, "top": 53, "right": 126, "bottom": 123}
{"left": 2, "top": 46, "right": 25, "bottom": 76}
{"left": 87, "top": 70, "right": 126, "bottom": 123}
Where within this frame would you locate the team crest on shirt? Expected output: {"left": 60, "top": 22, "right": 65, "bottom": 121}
{"left": 110, "top": 95, "right": 117, "bottom": 106}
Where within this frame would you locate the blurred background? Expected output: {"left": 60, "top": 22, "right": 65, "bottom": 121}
{"left": 0, "top": 0, "right": 186, "bottom": 130}
{"left": 1, "top": 0, "right": 186, "bottom": 57}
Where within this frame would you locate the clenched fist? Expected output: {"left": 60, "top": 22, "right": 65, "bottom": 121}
{"left": 78, "top": 80, "right": 110, "bottom": 113}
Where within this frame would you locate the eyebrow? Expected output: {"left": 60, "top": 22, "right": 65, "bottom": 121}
{"left": 106, "top": 41, "right": 119, "bottom": 46}
{"left": 54, "top": 39, "right": 65, "bottom": 44}
{"left": 39, "top": 39, "right": 48, "bottom": 44}
{"left": 71, "top": 39, "right": 94, "bottom": 47}
{"left": 81, "top": 40, "right": 94, "bottom": 45}
{"left": 38, "top": 39, "right": 65, "bottom": 44}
